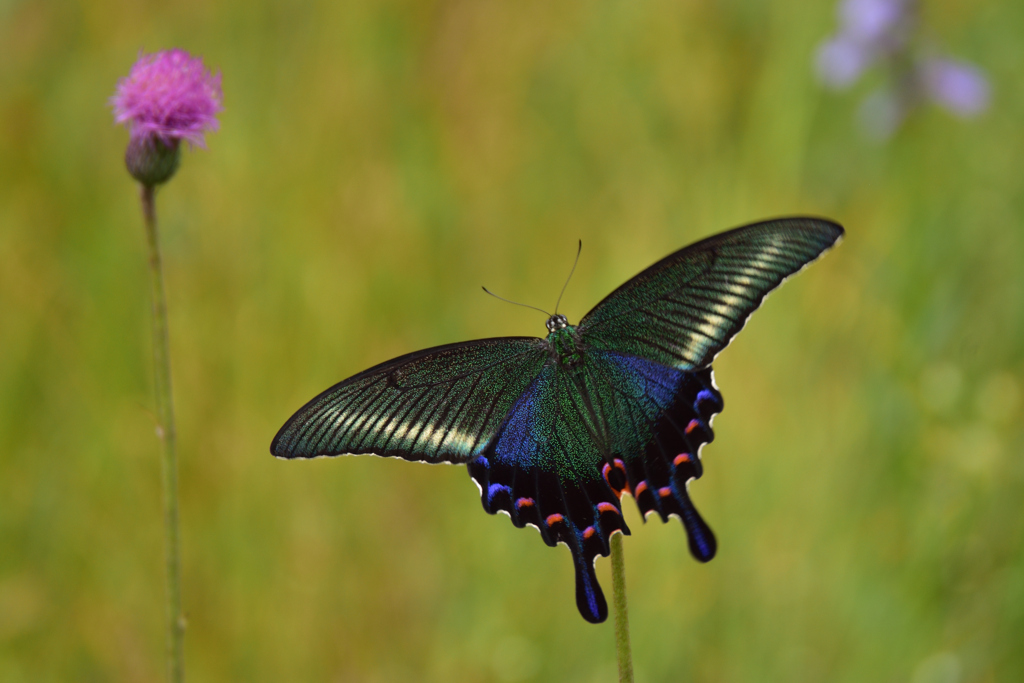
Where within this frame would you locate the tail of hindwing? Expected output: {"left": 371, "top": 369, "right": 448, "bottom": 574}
{"left": 467, "top": 454, "right": 630, "bottom": 623}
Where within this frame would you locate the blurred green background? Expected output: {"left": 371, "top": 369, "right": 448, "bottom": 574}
{"left": 2, "top": 0, "right": 1022, "bottom": 681}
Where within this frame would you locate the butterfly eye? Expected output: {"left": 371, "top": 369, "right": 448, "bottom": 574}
{"left": 545, "top": 314, "right": 569, "bottom": 332}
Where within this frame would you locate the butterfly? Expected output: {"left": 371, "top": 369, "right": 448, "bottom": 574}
{"left": 271, "top": 217, "right": 844, "bottom": 623}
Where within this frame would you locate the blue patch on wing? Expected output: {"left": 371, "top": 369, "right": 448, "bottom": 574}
{"left": 695, "top": 389, "right": 716, "bottom": 409}
{"left": 602, "top": 351, "right": 683, "bottom": 406}
{"left": 487, "top": 483, "right": 511, "bottom": 505}
{"left": 491, "top": 370, "right": 548, "bottom": 468}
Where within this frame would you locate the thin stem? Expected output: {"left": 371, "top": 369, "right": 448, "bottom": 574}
{"left": 610, "top": 532, "right": 634, "bottom": 683}
{"left": 141, "top": 184, "right": 185, "bottom": 683}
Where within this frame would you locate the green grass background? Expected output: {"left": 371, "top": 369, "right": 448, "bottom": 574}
{"left": 2, "top": 0, "right": 1022, "bottom": 681}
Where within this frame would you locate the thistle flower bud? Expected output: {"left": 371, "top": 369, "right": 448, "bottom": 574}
{"left": 125, "top": 135, "right": 181, "bottom": 187}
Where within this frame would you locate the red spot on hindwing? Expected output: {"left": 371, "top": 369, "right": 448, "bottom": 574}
{"left": 658, "top": 487, "right": 673, "bottom": 498}
{"left": 685, "top": 419, "right": 700, "bottom": 435}
{"left": 674, "top": 453, "right": 691, "bottom": 466}
{"left": 545, "top": 513, "right": 565, "bottom": 527}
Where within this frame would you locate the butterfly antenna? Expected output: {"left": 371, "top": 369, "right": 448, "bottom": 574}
{"left": 481, "top": 287, "right": 552, "bottom": 317}
{"left": 554, "top": 240, "right": 582, "bottom": 315}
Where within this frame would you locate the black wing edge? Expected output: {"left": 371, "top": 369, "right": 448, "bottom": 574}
{"left": 269, "top": 336, "right": 543, "bottom": 459}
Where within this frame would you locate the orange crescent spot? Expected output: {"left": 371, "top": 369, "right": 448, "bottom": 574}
{"left": 596, "top": 502, "right": 618, "bottom": 515}
{"left": 545, "top": 513, "right": 564, "bottom": 527}
{"left": 583, "top": 526, "right": 596, "bottom": 539}
{"left": 658, "top": 486, "right": 673, "bottom": 498}
{"left": 674, "top": 453, "right": 691, "bottom": 466}
{"left": 685, "top": 419, "right": 700, "bottom": 434}
{"left": 634, "top": 481, "right": 648, "bottom": 496}
{"left": 515, "top": 497, "right": 535, "bottom": 510}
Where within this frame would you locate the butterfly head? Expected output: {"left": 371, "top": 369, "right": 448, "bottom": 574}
{"left": 546, "top": 314, "right": 569, "bottom": 333}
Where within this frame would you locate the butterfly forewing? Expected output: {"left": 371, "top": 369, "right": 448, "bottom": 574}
{"left": 578, "top": 218, "right": 843, "bottom": 370}
{"left": 271, "top": 337, "right": 549, "bottom": 463}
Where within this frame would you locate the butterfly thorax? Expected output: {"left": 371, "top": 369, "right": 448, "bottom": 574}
{"left": 545, "top": 320, "right": 584, "bottom": 367}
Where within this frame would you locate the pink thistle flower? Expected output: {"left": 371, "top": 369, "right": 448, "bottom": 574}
{"left": 111, "top": 49, "right": 223, "bottom": 148}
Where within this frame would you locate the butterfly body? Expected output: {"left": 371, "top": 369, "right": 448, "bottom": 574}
{"left": 546, "top": 320, "right": 583, "bottom": 367}
{"left": 272, "top": 217, "right": 844, "bottom": 623}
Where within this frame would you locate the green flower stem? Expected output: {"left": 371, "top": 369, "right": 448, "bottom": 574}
{"left": 610, "top": 532, "right": 634, "bottom": 683}
{"left": 141, "top": 184, "right": 185, "bottom": 683}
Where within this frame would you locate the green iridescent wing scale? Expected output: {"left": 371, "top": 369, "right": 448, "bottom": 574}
{"left": 271, "top": 337, "right": 549, "bottom": 463}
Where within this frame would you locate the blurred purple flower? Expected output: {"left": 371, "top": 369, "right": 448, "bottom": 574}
{"left": 923, "top": 59, "right": 991, "bottom": 116}
{"left": 815, "top": 0, "right": 990, "bottom": 136}
{"left": 839, "top": 0, "right": 906, "bottom": 44}
{"left": 817, "top": 37, "right": 873, "bottom": 89}
{"left": 111, "top": 49, "right": 223, "bottom": 148}
{"left": 817, "top": 0, "right": 908, "bottom": 91}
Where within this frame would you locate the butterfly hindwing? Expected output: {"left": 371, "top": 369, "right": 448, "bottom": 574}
{"left": 580, "top": 351, "right": 723, "bottom": 560}
{"left": 271, "top": 337, "right": 549, "bottom": 463}
{"left": 594, "top": 356, "right": 723, "bottom": 560}
{"left": 579, "top": 218, "right": 844, "bottom": 370}
{"left": 467, "top": 350, "right": 725, "bottom": 622}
